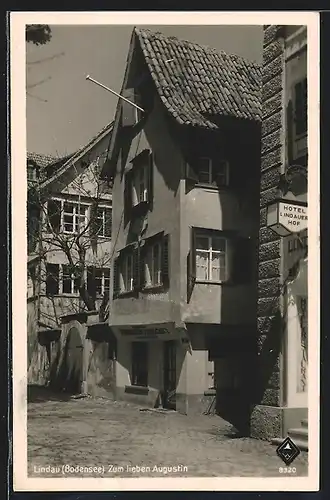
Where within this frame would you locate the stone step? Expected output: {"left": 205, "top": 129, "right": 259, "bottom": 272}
{"left": 271, "top": 436, "right": 308, "bottom": 452}
{"left": 301, "top": 418, "right": 308, "bottom": 428}
{"left": 288, "top": 427, "right": 308, "bottom": 441}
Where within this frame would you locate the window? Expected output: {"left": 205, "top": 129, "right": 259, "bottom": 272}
{"left": 62, "top": 265, "right": 80, "bottom": 294}
{"left": 196, "top": 158, "right": 229, "bottom": 187}
{"left": 145, "top": 241, "right": 162, "bottom": 287}
{"left": 63, "top": 202, "right": 88, "bottom": 234}
{"left": 187, "top": 228, "right": 253, "bottom": 301}
{"left": 46, "top": 263, "right": 79, "bottom": 295}
{"left": 195, "top": 233, "right": 228, "bottom": 282}
{"left": 47, "top": 199, "right": 89, "bottom": 234}
{"left": 131, "top": 342, "right": 148, "bottom": 387}
{"left": 113, "top": 234, "right": 169, "bottom": 299}
{"left": 124, "top": 150, "right": 153, "bottom": 217}
{"left": 208, "top": 360, "right": 215, "bottom": 390}
{"left": 294, "top": 78, "right": 307, "bottom": 136}
{"left": 46, "top": 263, "right": 59, "bottom": 295}
{"left": 132, "top": 163, "right": 148, "bottom": 206}
{"left": 87, "top": 267, "right": 110, "bottom": 298}
{"left": 94, "top": 207, "right": 112, "bottom": 238}
{"left": 120, "top": 253, "right": 134, "bottom": 293}
{"left": 27, "top": 165, "right": 37, "bottom": 182}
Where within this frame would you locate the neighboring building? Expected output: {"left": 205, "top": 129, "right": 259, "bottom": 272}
{"left": 27, "top": 122, "right": 115, "bottom": 394}
{"left": 251, "top": 25, "right": 308, "bottom": 448}
{"left": 102, "top": 28, "right": 262, "bottom": 426}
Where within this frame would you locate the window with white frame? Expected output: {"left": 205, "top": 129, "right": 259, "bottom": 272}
{"left": 94, "top": 206, "right": 112, "bottom": 238}
{"left": 46, "top": 263, "right": 80, "bottom": 295}
{"left": 63, "top": 201, "right": 88, "bottom": 234}
{"left": 145, "top": 241, "right": 162, "bottom": 287}
{"left": 62, "top": 264, "right": 80, "bottom": 294}
{"left": 195, "top": 233, "right": 228, "bottom": 282}
{"left": 120, "top": 253, "right": 134, "bottom": 293}
{"left": 196, "top": 157, "right": 229, "bottom": 187}
{"left": 87, "top": 267, "right": 110, "bottom": 297}
{"left": 132, "top": 164, "right": 148, "bottom": 206}
{"left": 47, "top": 199, "right": 89, "bottom": 234}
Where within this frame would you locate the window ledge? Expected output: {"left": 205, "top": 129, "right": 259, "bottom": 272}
{"left": 195, "top": 279, "right": 230, "bottom": 286}
{"left": 204, "top": 389, "right": 216, "bottom": 396}
{"left": 190, "top": 183, "right": 229, "bottom": 192}
{"left": 141, "top": 284, "right": 166, "bottom": 294}
{"left": 125, "top": 385, "right": 149, "bottom": 396}
{"left": 116, "top": 290, "right": 138, "bottom": 299}
{"left": 45, "top": 293, "right": 81, "bottom": 299}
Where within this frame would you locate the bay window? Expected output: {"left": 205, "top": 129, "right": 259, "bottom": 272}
{"left": 113, "top": 233, "right": 169, "bottom": 299}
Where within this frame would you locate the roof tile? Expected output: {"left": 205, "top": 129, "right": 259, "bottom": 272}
{"left": 135, "top": 28, "right": 261, "bottom": 128}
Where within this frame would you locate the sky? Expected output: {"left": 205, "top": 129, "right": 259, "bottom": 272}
{"left": 26, "top": 24, "right": 264, "bottom": 157}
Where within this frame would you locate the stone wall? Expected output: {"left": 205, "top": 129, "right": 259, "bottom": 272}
{"left": 251, "top": 25, "right": 286, "bottom": 440}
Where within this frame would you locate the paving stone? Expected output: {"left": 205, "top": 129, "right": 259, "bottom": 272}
{"left": 27, "top": 392, "right": 308, "bottom": 478}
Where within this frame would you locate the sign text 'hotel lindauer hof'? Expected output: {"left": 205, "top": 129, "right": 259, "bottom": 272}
{"left": 278, "top": 201, "right": 308, "bottom": 233}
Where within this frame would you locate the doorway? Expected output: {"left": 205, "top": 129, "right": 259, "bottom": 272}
{"left": 64, "top": 326, "right": 83, "bottom": 394}
{"left": 163, "top": 340, "right": 176, "bottom": 410}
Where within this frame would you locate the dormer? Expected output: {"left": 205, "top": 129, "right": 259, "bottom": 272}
{"left": 27, "top": 160, "right": 39, "bottom": 184}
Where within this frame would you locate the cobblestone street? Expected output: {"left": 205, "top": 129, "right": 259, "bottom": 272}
{"left": 27, "top": 387, "right": 308, "bottom": 478}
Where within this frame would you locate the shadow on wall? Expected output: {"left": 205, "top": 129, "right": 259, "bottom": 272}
{"left": 47, "top": 325, "right": 117, "bottom": 398}
{"left": 251, "top": 310, "right": 285, "bottom": 410}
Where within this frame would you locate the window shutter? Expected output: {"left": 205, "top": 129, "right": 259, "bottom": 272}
{"left": 105, "top": 208, "right": 112, "bottom": 238}
{"left": 185, "top": 161, "right": 199, "bottom": 193}
{"left": 124, "top": 171, "right": 133, "bottom": 220}
{"left": 232, "top": 236, "right": 253, "bottom": 284}
{"left": 187, "top": 227, "right": 196, "bottom": 302}
{"left": 47, "top": 199, "right": 61, "bottom": 233}
{"left": 121, "top": 88, "right": 137, "bottom": 128}
{"left": 161, "top": 234, "right": 170, "bottom": 288}
{"left": 113, "top": 257, "right": 120, "bottom": 299}
{"left": 132, "top": 246, "right": 140, "bottom": 291}
{"left": 89, "top": 201, "right": 98, "bottom": 240}
{"left": 147, "top": 152, "right": 154, "bottom": 207}
{"left": 46, "top": 263, "right": 59, "bottom": 295}
{"left": 87, "top": 266, "right": 96, "bottom": 300}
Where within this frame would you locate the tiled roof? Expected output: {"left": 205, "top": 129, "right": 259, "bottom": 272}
{"left": 135, "top": 28, "right": 262, "bottom": 128}
{"left": 39, "top": 120, "right": 114, "bottom": 190}
{"left": 27, "top": 152, "right": 61, "bottom": 169}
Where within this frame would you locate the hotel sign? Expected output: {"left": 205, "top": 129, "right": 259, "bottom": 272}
{"left": 278, "top": 201, "right": 308, "bottom": 233}
{"left": 267, "top": 198, "right": 308, "bottom": 237}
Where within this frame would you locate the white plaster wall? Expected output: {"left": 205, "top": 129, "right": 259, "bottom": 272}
{"left": 116, "top": 339, "right": 131, "bottom": 388}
